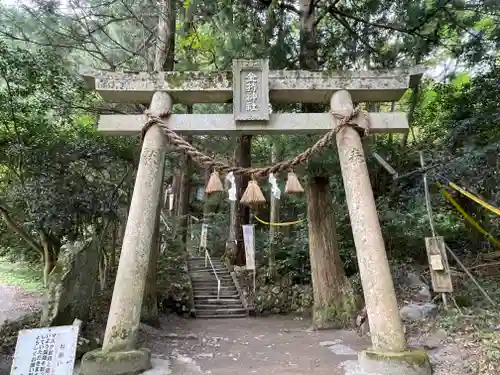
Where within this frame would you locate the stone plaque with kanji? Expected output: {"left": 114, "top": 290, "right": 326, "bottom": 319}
{"left": 10, "top": 325, "right": 80, "bottom": 375}
{"left": 233, "top": 59, "right": 269, "bottom": 121}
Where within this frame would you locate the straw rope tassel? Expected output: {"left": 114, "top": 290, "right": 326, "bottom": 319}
{"left": 285, "top": 170, "right": 304, "bottom": 194}
{"left": 205, "top": 170, "right": 224, "bottom": 194}
{"left": 240, "top": 178, "right": 266, "bottom": 207}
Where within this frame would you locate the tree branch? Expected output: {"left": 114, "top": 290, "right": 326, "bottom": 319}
{"left": 0, "top": 203, "right": 43, "bottom": 255}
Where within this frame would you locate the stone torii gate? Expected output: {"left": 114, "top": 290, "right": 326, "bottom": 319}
{"left": 79, "top": 60, "right": 431, "bottom": 375}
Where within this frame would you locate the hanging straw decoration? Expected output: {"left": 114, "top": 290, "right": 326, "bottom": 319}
{"left": 240, "top": 177, "right": 266, "bottom": 207}
{"left": 205, "top": 170, "right": 224, "bottom": 194}
{"left": 285, "top": 170, "right": 304, "bottom": 194}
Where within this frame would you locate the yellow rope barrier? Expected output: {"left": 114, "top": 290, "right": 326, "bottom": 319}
{"left": 448, "top": 182, "right": 500, "bottom": 216}
{"left": 253, "top": 215, "right": 306, "bottom": 227}
{"left": 437, "top": 183, "right": 500, "bottom": 248}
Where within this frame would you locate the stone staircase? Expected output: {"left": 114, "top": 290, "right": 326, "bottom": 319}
{"left": 187, "top": 257, "right": 247, "bottom": 319}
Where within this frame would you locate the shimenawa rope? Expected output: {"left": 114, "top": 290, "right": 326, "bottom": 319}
{"left": 141, "top": 107, "right": 368, "bottom": 177}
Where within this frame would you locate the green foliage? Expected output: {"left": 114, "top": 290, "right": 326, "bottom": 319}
{"left": 0, "top": 257, "right": 43, "bottom": 292}
{"left": 0, "top": 40, "right": 136, "bottom": 263}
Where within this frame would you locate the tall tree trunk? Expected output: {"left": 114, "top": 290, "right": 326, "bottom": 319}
{"left": 110, "top": 220, "right": 117, "bottom": 269}
{"left": 234, "top": 135, "right": 252, "bottom": 266}
{"left": 298, "top": 1, "right": 356, "bottom": 328}
{"left": 177, "top": 130, "right": 193, "bottom": 250}
{"left": 40, "top": 231, "right": 57, "bottom": 288}
{"left": 307, "top": 177, "right": 358, "bottom": 328}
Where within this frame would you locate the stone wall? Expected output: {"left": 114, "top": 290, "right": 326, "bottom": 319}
{"left": 233, "top": 267, "right": 313, "bottom": 315}
{"left": 156, "top": 244, "right": 194, "bottom": 315}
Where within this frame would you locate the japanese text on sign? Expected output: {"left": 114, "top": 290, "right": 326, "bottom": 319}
{"left": 11, "top": 325, "right": 79, "bottom": 375}
{"left": 244, "top": 72, "right": 259, "bottom": 112}
{"left": 29, "top": 333, "right": 56, "bottom": 375}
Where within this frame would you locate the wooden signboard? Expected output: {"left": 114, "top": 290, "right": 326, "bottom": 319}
{"left": 425, "top": 236, "right": 453, "bottom": 293}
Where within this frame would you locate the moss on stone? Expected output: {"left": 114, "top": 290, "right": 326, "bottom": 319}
{"left": 164, "top": 72, "right": 186, "bottom": 88}
{"left": 164, "top": 71, "right": 232, "bottom": 89}
{"left": 82, "top": 348, "right": 151, "bottom": 363}
{"left": 312, "top": 291, "right": 360, "bottom": 329}
{"left": 362, "top": 348, "right": 431, "bottom": 368}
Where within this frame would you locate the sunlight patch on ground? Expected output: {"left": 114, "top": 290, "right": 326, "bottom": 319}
{"left": 0, "top": 257, "right": 43, "bottom": 292}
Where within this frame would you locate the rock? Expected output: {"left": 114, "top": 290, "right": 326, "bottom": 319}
{"left": 320, "top": 340, "right": 341, "bottom": 347}
{"left": 40, "top": 238, "right": 99, "bottom": 327}
{"left": 406, "top": 271, "right": 424, "bottom": 288}
{"left": 76, "top": 336, "right": 100, "bottom": 359}
{"left": 359, "top": 320, "right": 370, "bottom": 336}
{"left": 422, "top": 328, "right": 447, "bottom": 350}
{"left": 414, "top": 285, "right": 432, "bottom": 303}
{"left": 400, "top": 303, "right": 438, "bottom": 322}
{"left": 195, "top": 352, "right": 214, "bottom": 359}
{"left": 356, "top": 307, "right": 370, "bottom": 336}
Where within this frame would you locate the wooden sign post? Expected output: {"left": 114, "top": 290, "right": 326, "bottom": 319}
{"left": 425, "top": 236, "right": 453, "bottom": 293}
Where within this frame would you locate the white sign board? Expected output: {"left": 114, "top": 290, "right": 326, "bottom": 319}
{"left": 10, "top": 325, "right": 80, "bottom": 375}
{"left": 200, "top": 223, "right": 208, "bottom": 248}
{"left": 168, "top": 193, "right": 174, "bottom": 211}
{"left": 242, "top": 224, "right": 255, "bottom": 270}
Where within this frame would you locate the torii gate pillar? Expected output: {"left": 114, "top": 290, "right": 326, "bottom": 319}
{"left": 333, "top": 90, "right": 431, "bottom": 374}
{"left": 80, "top": 92, "right": 170, "bottom": 374}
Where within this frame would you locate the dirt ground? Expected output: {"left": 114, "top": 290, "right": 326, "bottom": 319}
{"left": 0, "top": 285, "right": 42, "bottom": 325}
{"left": 138, "top": 314, "right": 367, "bottom": 375}
{"left": 0, "top": 285, "right": 473, "bottom": 375}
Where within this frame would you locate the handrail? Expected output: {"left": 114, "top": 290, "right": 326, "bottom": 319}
{"left": 204, "top": 249, "right": 221, "bottom": 300}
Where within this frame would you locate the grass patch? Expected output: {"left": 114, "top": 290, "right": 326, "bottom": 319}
{"left": 0, "top": 257, "right": 43, "bottom": 292}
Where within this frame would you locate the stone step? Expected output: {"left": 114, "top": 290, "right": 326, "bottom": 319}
{"left": 192, "top": 285, "right": 236, "bottom": 290}
{"left": 189, "top": 267, "right": 227, "bottom": 272}
{"left": 193, "top": 287, "right": 238, "bottom": 293}
{"left": 194, "top": 297, "right": 242, "bottom": 303}
{"left": 195, "top": 314, "right": 248, "bottom": 319}
{"left": 189, "top": 263, "right": 226, "bottom": 267}
{"left": 189, "top": 267, "right": 229, "bottom": 272}
{"left": 194, "top": 303, "right": 244, "bottom": 309}
{"left": 193, "top": 284, "right": 236, "bottom": 289}
{"left": 194, "top": 294, "right": 240, "bottom": 299}
{"left": 195, "top": 308, "right": 247, "bottom": 314}
{"left": 193, "top": 290, "right": 239, "bottom": 295}
{"left": 191, "top": 277, "right": 234, "bottom": 286}
{"left": 193, "top": 290, "right": 239, "bottom": 294}
{"left": 193, "top": 291, "right": 239, "bottom": 296}
{"left": 193, "top": 291, "right": 238, "bottom": 296}
{"left": 191, "top": 276, "right": 232, "bottom": 280}
{"left": 188, "top": 259, "right": 224, "bottom": 265}
{"left": 190, "top": 269, "right": 227, "bottom": 274}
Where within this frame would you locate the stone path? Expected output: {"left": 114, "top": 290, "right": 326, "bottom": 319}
{"left": 138, "top": 315, "right": 368, "bottom": 375}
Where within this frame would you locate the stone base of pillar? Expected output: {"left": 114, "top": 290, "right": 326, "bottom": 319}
{"left": 79, "top": 348, "right": 151, "bottom": 375}
{"left": 346, "top": 349, "right": 432, "bottom": 375}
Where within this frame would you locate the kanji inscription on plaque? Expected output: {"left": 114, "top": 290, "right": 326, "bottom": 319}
{"left": 10, "top": 325, "right": 80, "bottom": 375}
{"left": 233, "top": 59, "right": 269, "bottom": 121}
